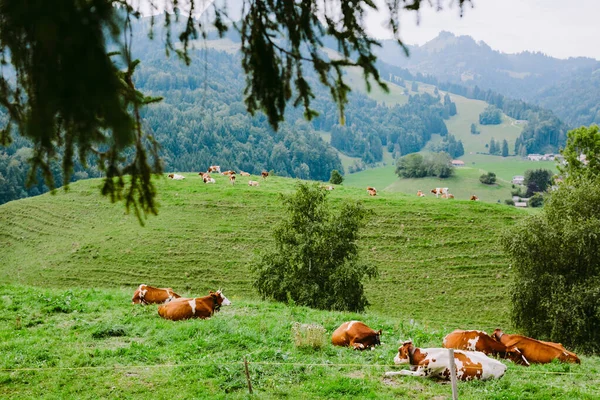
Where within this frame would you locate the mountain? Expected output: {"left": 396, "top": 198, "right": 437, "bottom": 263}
{"left": 376, "top": 31, "right": 600, "bottom": 127}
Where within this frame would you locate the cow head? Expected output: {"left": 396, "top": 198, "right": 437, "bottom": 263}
{"left": 394, "top": 340, "right": 414, "bottom": 365}
{"left": 491, "top": 329, "right": 505, "bottom": 342}
{"left": 210, "top": 289, "right": 232, "bottom": 310}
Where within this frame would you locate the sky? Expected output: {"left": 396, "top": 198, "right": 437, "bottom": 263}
{"left": 365, "top": 0, "right": 600, "bottom": 60}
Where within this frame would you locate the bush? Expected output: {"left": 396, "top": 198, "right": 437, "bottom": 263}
{"left": 253, "top": 183, "right": 377, "bottom": 312}
{"left": 502, "top": 178, "right": 600, "bottom": 354}
{"left": 479, "top": 105, "right": 502, "bottom": 125}
{"left": 291, "top": 322, "right": 327, "bottom": 349}
{"left": 504, "top": 199, "right": 515, "bottom": 206}
{"left": 396, "top": 152, "right": 454, "bottom": 179}
{"left": 329, "top": 170, "right": 343, "bottom": 185}
{"left": 479, "top": 172, "right": 497, "bottom": 185}
{"left": 529, "top": 193, "right": 544, "bottom": 207}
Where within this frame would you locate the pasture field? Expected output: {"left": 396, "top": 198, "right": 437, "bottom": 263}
{"left": 459, "top": 154, "right": 559, "bottom": 182}
{"left": 1, "top": 284, "right": 599, "bottom": 399}
{"left": 1, "top": 175, "right": 597, "bottom": 398}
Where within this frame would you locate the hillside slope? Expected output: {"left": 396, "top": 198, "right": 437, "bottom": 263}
{"left": 1, "top": 175, "right": 523, "bottom": 328}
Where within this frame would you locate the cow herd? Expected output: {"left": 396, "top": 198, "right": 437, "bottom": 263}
{"left": 167, "top": 165, "right": 269, "bottom": 187}
{"left": 332, "top": 321, "right": 580, "bottom": 382}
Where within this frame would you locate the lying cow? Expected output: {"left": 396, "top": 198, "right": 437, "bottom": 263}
{"left": 321, "top": 185, "right": 334, "bottom": 191}
{"left": 168, "top": 173, "right": 185, "bottom": 180}
{"left": 240, "top": 171, "right": 251, "bottom": 176}
{"left": 331, "top": 321, "right": 382, "bottom": 350}
{"left": 385, "top": 340, "right": 507, "bottom": 381}
{"left": 443, "top": 330, "right": 529, "bottom": 365}
{"left": 222, "top": 170, "right": 236, "bottom": 176}
{"left": 470, "top": 195, "right": 479, "bottom": 201}
{"left": 158, "top": 290, "right": 232, "bottom": 321}
{"left": 416, "top": 190, "right": 425, "bottom": 197}
{"left": 248, "top": 180, "right": 259, "bottom": 187}
{"left": 203, "top": 176, "right": 216, "bottom": 184}
{"left": 492, "top": 329, "right": 580, "bottom": 364}
{"left": 368, "top": 189, "right": 377, "bottom": 196}
{"left": 431, "top": 187, "right": 449, "bottom": 198}
{"left": 132, "top": 284, "right": 181, "bottom": 305}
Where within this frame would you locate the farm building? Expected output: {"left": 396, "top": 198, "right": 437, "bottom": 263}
{"left": 512, "top": 175, "right": 525, "bottom": 185}
{"left": 527, "top": 154, "right": 544, "bottom": 161}
{"left": 451, "top": 160, "right": 465, "bottom": 167}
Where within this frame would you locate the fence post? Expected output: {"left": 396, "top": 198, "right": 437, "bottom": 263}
{"left": 244, "top": 357, "right": 253, "bottom": 394}
{"left": 448, "top": 349, "right": 458, "bottom": 400}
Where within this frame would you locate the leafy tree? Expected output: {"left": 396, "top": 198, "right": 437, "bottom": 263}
{"left": 489, "top": 138, "right": 498, "bottom": 155}
{"left": 396, "top": 152, "right": 453, "bottom": 179}
{"left": 524, "top": 169, "right": 553, "bottom": 196}
{"left": 502, "top": 178, "right": 600, "bottom": 353}
{"left": 470, "top": 123, "right": 480, "bottom": 135}
{"left": 479, "top": 105, "right": 503, "bottom": 125}
{"left": 253, "top": 183, "right": 377, "bottom": 312}
{"left": 330, "top": 170, "right": 344, "bottom": 185}
{"left": 529, "top": 193, "right": 544, "bottom": 207}
{"left": 501, "top": 139, "right": 509, "bottom": 157}
{"left": 479, "top": 172, "right": 497, "bottom": 185}
{"left": 560, "top": 125, "right": 600, "bottom": 181}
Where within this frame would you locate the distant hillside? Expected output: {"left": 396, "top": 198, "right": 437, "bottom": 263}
{"left": 377, "top": 31, "right": 600, "bottom": 127}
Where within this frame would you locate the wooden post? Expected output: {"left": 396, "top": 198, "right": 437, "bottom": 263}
{"left": 243, "top": 357, "right": 253, "bottom": 394}
{"left": 448, "top": 349, "right": 458, "bottom": 400}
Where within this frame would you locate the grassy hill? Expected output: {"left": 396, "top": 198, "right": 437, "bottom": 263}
{"left": 1, "top": 176, "right": 598, "bottom": 398}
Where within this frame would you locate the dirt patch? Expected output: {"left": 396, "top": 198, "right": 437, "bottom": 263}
{"left": 382, "top": 377, "right": 400, "bottom": 387}
{"left": 347, "top": 370, "right": 364, "bottom": 379}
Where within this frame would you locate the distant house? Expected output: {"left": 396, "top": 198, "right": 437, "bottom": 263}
{"left": 579, "top": 154, "right": 588, "bottom": 165}
{"left": 527, "top": 154, "right": 544, "bottom": 161}
{"left": 451, "top": 160, "right": 465, "bottom": 167}
{"left": 543, "top": 154, "right": 555, "bottom": 161}
{"left": 514, "top": 202, "right": 528, "bottom": 208}
{"left": 512, "top": 175, "right": 525, "bottom": 185}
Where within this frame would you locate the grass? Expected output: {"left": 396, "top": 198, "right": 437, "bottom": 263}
{"left": 1, "top": 284, "right": 598, "bottom": 399}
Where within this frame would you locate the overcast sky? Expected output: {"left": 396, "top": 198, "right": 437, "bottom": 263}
{"left": 365, "top": 0, "right": 600, "bottom": 60}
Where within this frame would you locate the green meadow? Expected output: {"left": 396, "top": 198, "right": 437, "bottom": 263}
{"left": 1, "top": 175, "right": 598, "bottom": 398}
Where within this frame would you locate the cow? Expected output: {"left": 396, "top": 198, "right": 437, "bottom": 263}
{"left": 229, "top": 174, "right": 236, "bottom": 185}
{"left": 261, "top": 171, "right": 269, "bottom": 179}
{"left": 207, "top": 166, "right": 221, "bottom": 173}
{"left": 168, "top": 173, "right": 185, "bottom": 180}
{"left": 331, "top": 321, "right": 382, "bottom": 350}
{"left": 321, "top": 185, "right": 334, "bottom": 190}
{"left": 431, "top": 187, "right": 449, "bottom": 198}
{"left": 368, "top": 189, "right": 377, "bottom": 196}
{"left": 492, "top": 329, "right": 580, "bottom": 364}
{"left": 158, "top": 290, "right": 232, "bottom": 321}
{"left": 132, "top": 284, "right": 181, "bottom": 305}
{"left": 385, "top": 340, "right": 507, "bottom": 381}
{"left": 447, "top": 193, "right": 455, "bottom": 199}
{"left": 221, "top": 170, "right": 236, "bottom": 176}
{"left": 248, "top": 180, "right": 260, "bottom": 187}
{"left": 443, "top": 330, "right": 529, "bottom": 366}
{"left": 417, "top": 190, "right": 425, "bottom": 197}
{"left": 470, "top": 195, "right": 479, "bottom": 201}
{"left": 240, "top": 171, "right": 251, "bottom": 177}
{"left": 203, "top": 176, "right": 216, "bottom": 184}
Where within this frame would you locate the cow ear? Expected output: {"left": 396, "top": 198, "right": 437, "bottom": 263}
{"left": 378, "top": 329, "right": 382, "bottom": 335}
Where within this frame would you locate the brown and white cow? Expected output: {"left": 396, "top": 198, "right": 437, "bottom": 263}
{"left": 168, "top": 173, "right": 185, "bottom": 180}
{"left": 431, "top": 187, "right": 449, "bottom": 198}
{"left": 470, "top": 195, "right": 479, "bottom": 201}
{"left": 447, "top": 193, "right": 455, "bottom": 199}
{"left": 248, "top": 180, "right": 260, "bottom": 187}
{"left": 240, "top": 171, "right": 251, "bottom": 177}
{"left": 208, "top": 166, "right": 221, "bottom": 173}
{"left": 229, "top": 174, "right": 236, "bottom": 185}
{"left": 158, "top": 290, "right": 232, "bottom": 321}
{"left": 132, "top": 284, "right": 181, "bottom": 305}
{"left": 368, "top": 189, "right": 377, "bottom": 196}
{"left": 331, "top": 321, "right": 382, "bottom": 350}
{"left": 492, "top": 329, "right": 580, "bottom": 364}
{"left": 321, "top": 185, "right": 334, "bottom": 191}
{"left": 221, "top": 170, "right": 236, "bottom": 176}
{"left": 443, "top": 330, "right": 529, "bottom": 366}
{"left": 203, "top": 176, "right": 216, "bottom": 184}
{"left": 261, "top": 171, "right": 269, "bottom": 179}
{"left": 385, "top": 340, "right": 507, "bottom": 381}
{"left": 417, "top": 190, "right": 425, "bottom": 197}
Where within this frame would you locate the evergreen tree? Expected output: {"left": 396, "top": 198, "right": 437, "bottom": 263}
{"left": 502, "top": 139, "right": 509, "bottom": 157}
{"left": 470, "top": 123, "right": 480, "bottom": 135}
{"left": 411, "top": 81, "right": 419, "bottom": 92}
{"left": 489, "top": 138, "right": 497, "bottom": 154}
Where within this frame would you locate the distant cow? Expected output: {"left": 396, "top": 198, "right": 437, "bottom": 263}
{"left": 385, "top": 340, "right": 507, "bottom": 381}
{"left": 248, "top": 180, "right": 260, "bottom": 187}
{"left": 447, "top": 193, "right": 455, "bottom": 199}
{"left": 443, "top": 330, "right": 529, "bottom": 366}
{"left": 132, "top": 284, "right": 181, "bottom": 305}
{"left": 321, "top": 185, "right": 334, "bottom": 191}
{"left": 221, "top": 170, "right": 236, "bottom": 176}
{"left": 431, "top": 187, "right": 449, "bottom": 198}
{"left": 331, "top": 321, "right": 382, "bottom": 350}
{"left": 229, "top": 174, "right": 236, "bottom": 185}
{"left": 168, "top": 173, "right": 185, "bottom": 180}
{"left": 417, "top": 190, "right": 425, "bottom": 197}
{"left": 492, "top": 329, "right": 580, "bottom": 364}
{"left": 470, "top": 195, "right": 479, "bottom": 201}
{"left": 261, "top": 171, "right": 269, "bottom": 179}
{"left": 203, "top": 176, "right": 216, "bottom": 184}
{"left": 158, "top": 290, "right": 232, "bottom": 321}
{"left": 368, "top": 189, "right": 377, "bottom": 196}
{"left": 240, "top": 171, "right": 251, "bottom": 176}
{"left": 208, "top": 166, "right": 221, "bottom": 173}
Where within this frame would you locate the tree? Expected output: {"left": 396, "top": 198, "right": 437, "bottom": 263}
{"left": 253, "top": 183, "right": 377, "bottom": 312}
{"left": 524, "top": 169, "right": 553, "bottom": 196}
{"left": 501, "top": 139, "right": 509, "bottom": 157}
{"left": 501, "top": 178, "right": 600, "bottom": 353}
{"left": 479, "top": 105, "right": 503, "bottom": 125}
{"left": 396, "top": 152, "right": 453, "bottom": 179}
{"left": 479, "top": 172, "right": 497, "bottom": 185}
{"left": 470, "top": 123, "right": 480, "bottom": 135}
{"left": 560, "top": 125, "right": 600, "bottom": 181}
{"left": 0, "top": 0, "right": 470, "bottom": 217}
{"left": 489, "top": 138, "right": 497, "bottom": 155}
{"left": 330, "top": 169, "right": 344, "bottom": 184}
{"left": 411, "top": 81, "right": 419, "bottom": 92}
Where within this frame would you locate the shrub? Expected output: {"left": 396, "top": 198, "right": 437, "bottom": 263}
{"left": 291, "top": 322, "right": 327, "bottom": 349}
{"left": 529, "top": 193, "right": 544, "bottom": 207}
{"left": 479, "top": 172, "right": 497, "bottom": 185}
{"left": 502, "top": 177, "right": 600, "bottom": 354}
{"left": 91, "top": 325, "right": 127, "bottom": 339}
{"left": 253, "top": 183, "right": 377, "bottom": 312}
{"left": 504, "top": 199, "right": 515, "bottom": 206}
{"left": 329, "top": 170, "right": 344, "bottom": 185}
{"left": 396, "top": 152, "right": 454, "bottom": 179}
